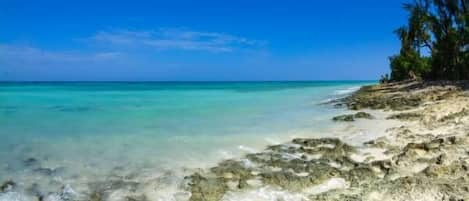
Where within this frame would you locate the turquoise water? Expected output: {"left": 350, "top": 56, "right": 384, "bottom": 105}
{"left": 0, "top": 81, "right": 373, "bottom": 200}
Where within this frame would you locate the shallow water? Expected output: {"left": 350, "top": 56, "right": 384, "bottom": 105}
{"left": 0, "top": 81, "right": 374, "bottom": 200}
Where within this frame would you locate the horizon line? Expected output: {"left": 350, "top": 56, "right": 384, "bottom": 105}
{"left": 0, "top": 80, "right": 377, "bottom": 83}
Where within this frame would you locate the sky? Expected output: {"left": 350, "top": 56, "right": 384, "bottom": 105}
{"left": 0, "top": 0, "right": 408, "bottom": 81}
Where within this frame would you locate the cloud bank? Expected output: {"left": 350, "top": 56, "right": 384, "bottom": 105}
{"left": 90, "top": 28, "right": 264, "bottom": 52}
{"left": 0, "top": 44, "right": 121, "bottom": 63}
{"left": 0, "top": 28, "right": 263, "bottom": 65}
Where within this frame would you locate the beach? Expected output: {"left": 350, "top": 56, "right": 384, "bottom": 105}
{"left": 0, "top": 81, "right": 370, "bottom": 201}
{"left": 1, "top": 81, "right": 468, "bottom": 201}
{"left": 187, "top": 81, "right": 469, "bottom": 201}
{"left": 4, "top": 0, "right": 469, "bottom": 200}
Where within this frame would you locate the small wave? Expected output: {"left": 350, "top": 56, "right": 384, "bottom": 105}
{"left": 240, "top": 158, "right": 257, "bottom": 168}
{"left": 238, "top": 145, "right": 257, "bottom": 153}
{"left": 333, "top": 86, "right": 360, "bottom": 95}
{"left": 318, "top": 86, "right": 361, "bottom": 104}
{"left": 0, "top": 192, "right": 28, "bottom": 201}
{"left": 219, "top": 150, "right": 235, "bottom": 159}
{"left": 318, "top": 97, "right": 338, "bottom": 104}
{"left": 264, "top": 138, "right": 281, "bottom": 145}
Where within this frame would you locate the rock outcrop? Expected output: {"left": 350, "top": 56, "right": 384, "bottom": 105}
{"left": 187, "top": 81, "right": 469, "bottom": 201}
{"left": 332, "top": 112, "right": 374, "bottom": 122}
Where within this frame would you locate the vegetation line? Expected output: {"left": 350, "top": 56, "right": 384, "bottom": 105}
{"left": 384, "top": 0, "right": 469, "bottom": 82}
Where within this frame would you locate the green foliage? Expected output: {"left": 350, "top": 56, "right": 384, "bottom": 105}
{"left": 390, "top": 0, "right": 469, "bottom": 81}
{"left": 379, "top": 74, "right": 390, "bottom": 84}
{"left": 389, "top": 51, "right": 431, "bottom": 81}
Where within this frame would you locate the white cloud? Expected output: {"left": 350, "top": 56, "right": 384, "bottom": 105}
{"left": 0, "top": 28, "right": 265, "bottom": 71}
{"left": 89, "top": 28, "right": 265, "bottom": 52}
{"left": 0, "top": 44, "right": 121, "bottom": 63}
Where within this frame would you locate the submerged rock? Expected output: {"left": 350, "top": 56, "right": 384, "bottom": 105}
{"left": 332, "top": 114, "right": 355, "bottom": 122}
{"left": 23, "top": 157, "right": 40, "bottom": 167}
{"left": 332, "top": 112, "right": 373, "bottom": 122}
{"left": 33, "top": 167, "right": 66, "bottom": 176}
{"left": 85, "top": 178, "right": 141, "bottom": 201}
{"left": 188, "top": 173, "right": 227, "bottom": 201}
{"left": 42, "top": 184, "right": 77, "bottom": 201}
{"left": 187, "top": 137, "right": 371, "bottom": 200}
{"left": 0, "top": 180, "right": 16, "bottom": 192}
{"left": 88, "top": 191, "right": 103, "bottom": 201}
{"left": 26, "top": 183, "right": 47, "bottom": 201}
{"left": 125, "top": 195, "right": 147, "bottom": 201}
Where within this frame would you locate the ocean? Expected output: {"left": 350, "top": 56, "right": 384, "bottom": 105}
{"left": 0, "top": 81, "right": 374, "bottom": 201}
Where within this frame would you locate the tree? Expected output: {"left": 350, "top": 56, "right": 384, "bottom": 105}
{"left": 389, "top": 0, "right": 469, "bottom": 81}
{"left": 389, "top": 0, "right": 431, "bottom": 81}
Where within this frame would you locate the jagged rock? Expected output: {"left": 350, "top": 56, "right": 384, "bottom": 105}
{"left": 188, "top": 138, "right": 365, "bottom": 200}
{"left": 332, "top": 112, "right": 373, "bottom": 122}
{"left": 332, "top": 114, "right": 355, "bottom": 121}
{"left": 85, "top": 178, "right": 141, "bottom": 201}
{"left": 387, "top": 112, "right": 422, "bottom": 120}
{"left": 344, "top": 166, "right": 377, "bottom": 187}
{"left": 210, "top": 160, "right": 253, "bottom": 181}
{"left": 293, "top": 138, "right": 343, "bottom": 147}
{"left": 188, "top": 173, "right": 227, "bottom": 201}
{"left": 89, "top": 191, "right": 103, "bottom": 201}
{"left": 438, "top": 108, "right": 469, "bottom": 122}
{"left": 0, "top": 180, "right": 16, "bottom": 192}
{"left": 423, "top": 160, "right": 469, "bottom": 178}
{"left": 126, "top": 195, "right": 147, "bottom": 201}
{"left": 354, "top": 112, "right": 373, "bottom": 119}
{"left": 261, "top": 171, "right": 317, "bottom": 191}
{"left": 343, "top": 83, "right": 425, "bottom": 111}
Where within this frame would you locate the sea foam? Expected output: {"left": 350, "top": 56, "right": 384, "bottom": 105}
{"left": 333, "top": 86, "right": 360, "bottom": 95}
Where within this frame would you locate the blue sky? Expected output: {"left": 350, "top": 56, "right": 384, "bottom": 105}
{"left": 0, "top": 0, "right": 407, "bottom": 81}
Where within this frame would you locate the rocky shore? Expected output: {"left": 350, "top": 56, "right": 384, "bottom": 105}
{"left": 1, "top": 81, "right": 468, "bottom": 201}
{"left": 186, "top": 81, "right": 469, "bottom": 201}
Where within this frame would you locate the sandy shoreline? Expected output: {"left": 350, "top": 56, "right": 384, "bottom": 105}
{"left": 186, "top": 81, "right": 469, "bottom": 201}
{"left": 1, "top": 81, "right": 468, "bottom": 201}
